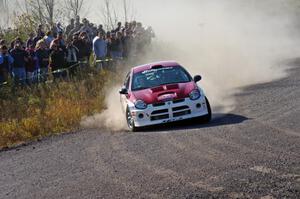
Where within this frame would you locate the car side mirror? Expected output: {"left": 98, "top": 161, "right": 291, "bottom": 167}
{"left": 119, "top": 86, "right": 128, "bottom": 95}
{"left": 194, "top": 75, "right": 202, "bottom": 83}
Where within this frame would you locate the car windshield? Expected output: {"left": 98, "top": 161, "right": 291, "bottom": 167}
{"left": 131, "top": 66, "right": 192, "bottom": 91}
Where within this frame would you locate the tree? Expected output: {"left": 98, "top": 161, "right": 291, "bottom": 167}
{"left": 100, "top": 0, "right": 117, "bottom": 30}
{"left": 123, "top": 0, "right": 134, "bottom": 22}
{"left": 122, "top": 0, "right": 136, "bottom": 22}
{"left": 0, "top": 0, "right": 9, "bottom": 28}
{"left": 64, "top": 0, "right": 85, "bottom": 19}
{"left": 24, "top": 0, "right": 58, "bottom": 25}
{"left": 17, "top": 0, "right": 71, "bottom": 30}
{"left": 123, "top": 0, "right": 129, "bottom": 22}
{"left": 43, "top": 0, "right": 55, "bottom": 24}
{"left": 100, "top": 0, "right": 136, "bottom": 31}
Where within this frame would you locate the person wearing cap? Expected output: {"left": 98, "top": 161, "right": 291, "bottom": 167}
{"left": 0, "top": 45, "right": 14, "bottom": 83}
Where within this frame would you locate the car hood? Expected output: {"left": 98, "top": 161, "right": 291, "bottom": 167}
{"left": 131, "top": 82, "right": 197, "bottom": 104}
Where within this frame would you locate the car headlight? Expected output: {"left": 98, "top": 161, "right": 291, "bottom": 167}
{"left": 134, "top": 100, "right": 148, "bottom": 109}
{"left": 189, "top": 90, "right": 201, "bottom": 100}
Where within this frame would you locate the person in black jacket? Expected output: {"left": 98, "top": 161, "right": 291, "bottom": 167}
{"left": 25, "top": 44, "right": 38, "bottom": 84}
{"left": 49, "top": 43, "right": 66, "bottom": 80}
{"left": 10, "top": 41, "right": 28, "bottom": 84}
{"left": 73, "top": 32, "right": 91, "bottom": 68}
{"left": 109, "top": 32, "right": 123, "bottom": 59}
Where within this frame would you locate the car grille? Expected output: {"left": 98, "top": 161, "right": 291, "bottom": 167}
{"left": 172, "top": 105, "right": 189, "bottom": 112}
{"left": 173, "top": 99, "right": 185, "bottom": 104}
{"left": 173, "top": 110, "right": 191, "bottom": 117}
{"left": 152, "top": 109, "right": 168, "bottom": 115}
{"left": 153, "top": 102, "right": 166, "bottom": 107}
{"left": 150, "top": 99, "right": 191, "bottom": 121}
{"left": 150, "top": 114, "right": 169, "bottom": 121}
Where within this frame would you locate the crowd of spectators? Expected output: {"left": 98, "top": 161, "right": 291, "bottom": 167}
{"left": 0, "top": 16, "right": 155, "bottom": 85}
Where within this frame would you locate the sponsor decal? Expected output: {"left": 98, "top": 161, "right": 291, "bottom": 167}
{"left": 158, "top": 93, "right": 177, "bottom": 102}
{"left": 142, "top": 67, "right": 173, "bottom": 74}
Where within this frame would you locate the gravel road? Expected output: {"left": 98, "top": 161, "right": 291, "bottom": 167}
{"left": 0, "top": 63, "right": 299, "bottom": 199}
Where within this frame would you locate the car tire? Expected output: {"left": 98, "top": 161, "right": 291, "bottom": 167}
{"left": 126, "top": 107, "right": 139, "bottom": 132}
{"left": 197, "top": 97, "right": 212, "bottom": 123}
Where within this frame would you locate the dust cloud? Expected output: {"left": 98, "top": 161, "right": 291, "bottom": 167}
{"left": 82, "top": 0, "right": 300, "bottom": 130}
{"left": 133, "top": 0, "right": 300, "bottom": 111}
{"left": 81, "top": 87, "right": 127, "bottom": 131}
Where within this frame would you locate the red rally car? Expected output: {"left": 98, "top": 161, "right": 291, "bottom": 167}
{"left": 119, "top": 61, "right": 212, "bottom": 131}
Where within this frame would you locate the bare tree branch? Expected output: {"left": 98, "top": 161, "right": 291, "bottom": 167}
{"left": 100, "top": 0, "right": 121, "bottom": 30}
{"left": 42, "top": 0, "right": 55, "bottom": 24}
{"left": 64, "top": 0, "right": 85, "bottom": 20}
{"left": 123, "top": 0, "right": 128, "bottom": 22}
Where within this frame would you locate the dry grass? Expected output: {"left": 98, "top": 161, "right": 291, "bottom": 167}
{"left": 0, "top": 70, "right": 115, "bottom": 149}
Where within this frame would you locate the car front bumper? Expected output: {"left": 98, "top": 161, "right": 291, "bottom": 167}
{"left": 129, "top": 96, "right": 209, "bottom": 127}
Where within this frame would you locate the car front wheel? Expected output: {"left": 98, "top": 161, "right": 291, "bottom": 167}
{"left": 197, "top": 97, "right": 212, "bottom": 123}
{"left": 203, "top": 97, "right": 212, "bottom": 123}
{"left": 126, "top": 107, "right": 139, "bottom": 132}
